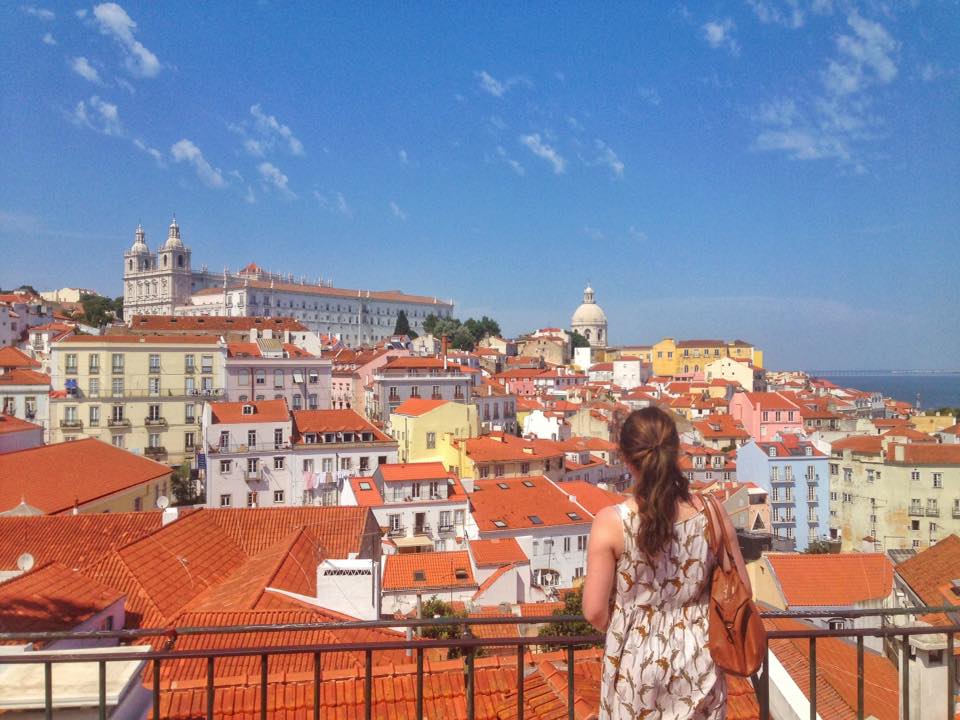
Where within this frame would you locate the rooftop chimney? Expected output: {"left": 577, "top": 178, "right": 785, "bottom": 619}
{"left": 441, "top": 335, "right": 449, "bottom": 370}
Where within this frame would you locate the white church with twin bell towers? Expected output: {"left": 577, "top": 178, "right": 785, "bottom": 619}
{"left": 122, "top": 217, "right": 455, "bottom": 345}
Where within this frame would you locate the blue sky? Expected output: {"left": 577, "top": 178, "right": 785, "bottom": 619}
{"left": 1, "top": 2, "right": 958, "bottom": 370}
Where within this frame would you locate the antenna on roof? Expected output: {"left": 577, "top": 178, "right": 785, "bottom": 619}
{"left": 17, "top": 552, "right": 35, "bottom": 572}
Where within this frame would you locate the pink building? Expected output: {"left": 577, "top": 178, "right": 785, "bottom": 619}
{"left": 728, "top": 391, "right": 803, "bottom": 441}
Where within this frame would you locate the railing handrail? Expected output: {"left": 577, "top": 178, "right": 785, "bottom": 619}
{"left": 0, "top": 605, "right": 957, "bottom": 644}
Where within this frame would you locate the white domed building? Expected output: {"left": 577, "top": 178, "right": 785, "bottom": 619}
{"left": 571, "top": 285, "right": 608, "bottom": 348}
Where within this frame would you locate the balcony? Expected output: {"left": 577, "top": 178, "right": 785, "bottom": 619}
{"left": 244, "top": 469, "right": 262, "bottom": 481}
{"left": 144, "top": 416, "right": 167, "bottom": 427}
{"left": 437, "top": 523, "right": 454, "bottom": 533}
{"left": 413, "top": 525, "right": 431, "bottom": 536}
{"left": 144, "top": 446, "right": 167, "bottom": 458}
{"left": 64, "top": 367, "right": 77, "bottom": 375}
{"left": 107, "top": 417, "right": 131, "bottom": 429}
{"left": 909, "top": 507, "right": 924, "bottom": 517}
{"left": 59, "top": 418, "right": 83, "bottom": 429}
{"left": 387, "top": 527, "right": 406, "bottom": 537}
{"left": 953, "top": 508, "right": 960, "bottom": 519}
{"left": 926, "top": 508, "right": 940, "bottom": 517}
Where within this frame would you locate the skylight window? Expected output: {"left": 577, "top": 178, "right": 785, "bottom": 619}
{"left": 497, "top": 482, "right": 509, "bottom": 490}
{"left": 493, "top": 520, "right": 507, "bottom": 528}
{"left": 567, "top": 512, "right": 582, "bottom": 521}
{"left": 413, "top": 570, "right": 426, "bottom": 582}
{"left": 522, "top": 480, "right": 535, "bottom": 488}
{"left": 528, "top": 515, "right": 543, "bottom": 525}
{"left": 359, "top": 482, "right": 371, "bottom": 491}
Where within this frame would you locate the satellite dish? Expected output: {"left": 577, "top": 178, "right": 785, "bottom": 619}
{"left": 156, "top": 495, "right": 170, "bottom": 509}
{"left": 17, "top": 553, "right": 35, "bottom": 572}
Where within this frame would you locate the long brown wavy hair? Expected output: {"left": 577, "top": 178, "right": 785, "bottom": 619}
{"left": 618, "top": 407, "right": 691, "bottom": 560}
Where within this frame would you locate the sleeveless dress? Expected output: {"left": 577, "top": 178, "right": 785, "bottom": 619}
{"left": 599, "top": 502, "right": 727, "bottom": 720}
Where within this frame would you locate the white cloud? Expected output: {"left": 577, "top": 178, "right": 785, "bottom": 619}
{"left": 475, "top": 70, "right": 531, "bottom": 98}
{"left": 75, "top": 8, "right": 87, "bottom": 18}
{"left": 594, "top": 139, "right": 624, "bottom": 177}
{"left": 495, "top": 145, "right": 525, "bottom": 176}
{"left": 250, "top": 104, "right": 304, "bottom": 155}
{"left": 398, "top": 148, "right": 408, "bottom": 164}
{"left": 92, "top": 3, "right": 161, "bottom": 78}
{"left": 638, "top": 86, "right": 661, "bottom": 106}
{"left": 476, "top": 70, "right": 505, "bottom": 98}
{"left": 747, "top": 0, "right": 805, "bottom": 28}
{"left": 244, "top": 186, "right": 256, "bottom": 204}
{"left": 702, "top": 18, "right": 740, "bottom": 55}
{"left": 70, "top": 56, "right": 102, "bottom": 84}
{"left": 314, "top": 191, "right": 352, "bottom": 218}
{"left": 243, "top": 138, "right": 265, "bottom": 157}
{"left": 42, "top": 32, "right": 57, "bottom": 45}
{"left": 21, "top": 5, "right": 54, "bottom": 20}
{"left": 133, "top": 138, "right": 163, "bottom": 164}
{"left": 389, "top": 201, "right": 407, "bottom": 221}
{"left": 257, "top": 161, "right": 295, "bottom": 197}
{"left": 822, "top": 12, "right": 898, "bottom": 96}
{"left": 519, "top": 133, "right": 566, "bottom": 174}
{"left": 115, "top": 77, "right": 135, "bottom": 94}
{"left": 71, "top": 95, "right": 122, "bottom": 136}
{"left": 170, "top": 139, "right": 226, "bottom": 188}
{"left": 919, "top": 63, "right": 944, "bottom": 83}
{"left": 583, "top": 226, "right": 605, "bottom": 241}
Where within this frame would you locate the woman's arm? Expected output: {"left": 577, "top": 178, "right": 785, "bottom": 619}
{"left": 581, "top": 505, "right": 622, "bottom": 632}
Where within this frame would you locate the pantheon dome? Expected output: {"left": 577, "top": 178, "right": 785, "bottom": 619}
{"left": 571, "top": 285, "right": 608, "bottom": 348}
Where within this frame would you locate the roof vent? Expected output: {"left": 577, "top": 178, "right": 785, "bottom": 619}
{"left": 454, "top": 568, "right": 469, "bottom": 580}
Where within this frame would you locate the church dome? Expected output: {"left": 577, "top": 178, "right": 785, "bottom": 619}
{"left": 161, "top": 216, "right": 184, "bottom": 250}
{"left": 129, "top": 223, "right": 149, "bottom": 254}
{"left": 571, "top": 285, "right": 607, "bottom": 325}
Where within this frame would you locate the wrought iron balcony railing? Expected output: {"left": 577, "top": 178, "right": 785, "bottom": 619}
{"left": 0, "top": 607, "right": 955, "bottom": 720}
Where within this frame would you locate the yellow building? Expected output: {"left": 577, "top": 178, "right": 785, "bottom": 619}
{"left": 651, "top": 337, "right": 763, "bottom": 378}
{"left": 435, "top": 433, "right": 566, "bottom": 485}
{"left": 911, "top": 413, "right": 957, "bottom": 434}
{"left": 49, "top": 334, "right": 227, "bottom": 465}
{"left": 0, "top": 438, "right": 172, "bottom": 514}
{"left": 390, "top": 398, "right": 478, "bottom": 464}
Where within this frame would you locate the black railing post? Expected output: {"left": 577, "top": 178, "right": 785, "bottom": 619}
{"left": 98, "top": 659, "right": 107, "bottom": 720}
{"left": 313, "top": 651, "right": 321, "bottom": 720}
{"left": 260, "top": 653, "right": 268, "bottom": 720}
{"left": 153, "top": 659, "right": 161, "bottom": 720}
{"left": 44, "top": 661, "right": 52, "bottom": 720}
{"left": 364, "top": 648, "right": 373, "bottom": 720}
{"left": 760, "top": 641, "right": 770, "bottom": 720}
{"left": 947, "top": 632, "right": 956, "bottom": 720}
{"left": 206, "top": 656, "right": 215, "bottom": 720}
{"left": 416, "top": 647, "right": 424, "bottom": 720}
{"left": 809, "top": 637, "right": 817, "bottom": 720}
{"left": 567, "top": 644, "right": 575, "bottom": 720}
{"left": 902, "top": 634, "right": 910, "bottom": 720}
{"left": 464, "top": 623, "right": 475, "bottom": 720}
{"left": 517, "top": 644, "right": 525, "bottom": 720}
{"left": 856, "top": 636, "right": 864, "bottom": 720}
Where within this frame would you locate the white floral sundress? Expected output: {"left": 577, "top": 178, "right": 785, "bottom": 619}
{"left": 599, "top": 502, "right": 727, "bottom": 720}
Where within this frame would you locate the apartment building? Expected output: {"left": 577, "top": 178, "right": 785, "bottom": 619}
{"left": 0, "top": 347, "right": 50, "bottom": 437}
{"left": 388, "top": 399, "right": 478, "bottom": 464}
{"left": 439, "top": 433, "right": 567, "bottom": 485}
{"left": 49, "top": 334, "right": 227, "bottom": 464}
{"left": 736, "top": 436, "right": 830, "bottom": 551}
{"left": 342, "top": 462, "right": 471, "bottom": 553}
{"left": 472, "top": 379, "right": 518, "bottom": 435}
{"left": 830, "top": 436, "right": 960, "bottom": 552}
{"left": 368, "top": 357, "right": 476, "bottom": 424}
{"left": 729, "top": 391, "right": 803, "bottom": 442}
{"left": 650, "top": 337, "right": 763, "bottom": 378}
{"left": 225, "top": 338, "right": 331, "bottom": 410}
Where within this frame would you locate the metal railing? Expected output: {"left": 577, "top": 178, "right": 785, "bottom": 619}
{"left": 0, "top": 607, "right": 955, "bottom": 720}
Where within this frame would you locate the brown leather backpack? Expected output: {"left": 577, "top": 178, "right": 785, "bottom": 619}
{"left": 702, "top": 494, "right": 767, "bottom": 676}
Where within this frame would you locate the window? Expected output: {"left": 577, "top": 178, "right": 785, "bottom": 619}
{"left": 522, "top": 479, "right": 535, "bottom": 488}
{"left": 65, "top": 353, "right": 77, "bottom": 373}
{"left": 829, "top": 463, "right": 839, "bottom": 476}
{"left": 563, "top": 537, "right": 571, "bottom": 553}
{"left": 494, "top": 464, "right": 505, "bottom": 477}
{"left": 274, "top": 456, "right": 284, "bottom": 470}
{"left": 866, "top": 469, "right": 874, "bottom": 483}
{"left": 426, "top": 432, "right": 436, "bottom": 449}
{"left": 911, "top": 470, "right": 920, "bottom": 481}
{"left": 574, "top": 567, "right": 584, "bottom": 579}
{"left": 493, "top": 520, "right": 507, "bottom": 528}
{"left": 220, "top": 460, "right": 231, "bottom": 473}
{"left": 247, "top": 429, "right": 257, "bottom": 447}
{"left": 843, "top": 468, "right": 852, "bottom": 482}
{"left": 273, "top": 490, "right": 285, "bottom": 504}
{"left": 111, "top": 353, "right": 124, "bottom": 373}
{"left": 308, "top": 393, "right": 318, "bottom": 409}
{"left": 185, "top": 377, "right": 196, "bottom": 395}
{"left": 112, "top": 434, "right": 124, "bottom": 448}
{"left": 828, "top": 619, "right": 845, "bottom": 631}
{"left": 201, "top": 355, "right": 213, "bottom": 373}
{"left": 292, "top": 394, "right": 302, "bottom": 410}
{"left": 577, "top": 535, "right": 587, "bottom": 551}
{"left": 439, "top": 510, "right": 451, "bottom": 529}
{"left": 247, "top": 492, "right": 258, "bottom": 508}
{"left": 185, "top": 432, "right": 195, "bottom": 449}
{"left": 411, "top": 482, "right": 421, "bottom": 498}
{"left": 185, "top": 354, "right": 195, "bottom": 373}
{"left": 148, "top": 433, "right": 161, "bottom": 448}
{"left": 520, "top": 462, "right": 530, "bottom": 474}
{"left": 111, "top": 378, "right": 124, "bottom": 397}
{"left": 478, "top": 465, "right": 490, "bottom": 479}
{"left": 89, "top": 405, "right": 100, "bottom": 426}
{"left": 134, "top": 497, "right": 142, "bottom": 511}
{"left": 111, "top": 404, "right": 124, "bottom": 422}
{"left": 429, "top": 480, "right": 440, "bottom": 498}
{"left": 149, "top": 354, "right": 161, "bottom": 373}
{"left": 239, "top": 369, "right": 250, "bottom": 385}
{"left": 911, "top": 520, "right": 920, "bottom": 531}
{"left": 528, "top": 515, "right": 543, "bottom": 525}
{"left": 88, "top": 354, "right": 100, "bottom": 372}
{"left": 309, "top": 370, "right": 319, "bottom": 384}
{"left": 247, "top": 458, "right": 259, "bottom": 473}
{"left": 148, "top": 377, "right": 160, "bottom": 396}
{"left": 933, "top": 472, "right": 943, "bottom": 488}
{"left": 274, "top": 369, "right": 284, "bottom": 388}
{"left": 389, "top": 514, "right": 402, "bottom": 532}
{"left": 87, "top": 377, "right": 100, "bottom": 398}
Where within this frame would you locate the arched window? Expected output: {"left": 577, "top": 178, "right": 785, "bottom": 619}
{"left": 162, "top": 255, "right": 168, "bottom": 267}
{"left": 177, "top": 255, "right": 184, "bottom": 268}
{"left": 128, "top": 260, "right": 133, "bottom": 271}
{"left": 584, "top": 329, "right": 591, "bottom": 340}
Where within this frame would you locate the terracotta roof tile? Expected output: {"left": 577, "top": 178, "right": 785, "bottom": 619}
{"left": 470, "top": 477, "right": 594, "bottom": 531}
{"left": 128, "top": 315, "right": 309, "bottom": 332}
{"left": 0, "top": 347, "right": 41, "bottom": 368}
{"left": 391, "top": 398, "right": 451, "bottom": 416}
{"left": 210, "top": 399, "right": 290, "bottom": 425}
{"left": 382, "top": 550, "right": 476, "bottom": 592}
{"left": 469, "top": 538, "right": 529, "bottom": 567}
{"left": 292, "top": 409, "right": 393, "bottom": 443}
{"left": 0, "top": 438, "right": 172, "bottom": 514}
{"left": 887, "top": 443, "right": 960, "bottom": 465}
{"left": 348, "top": 477, "right": 383, "bottom": 506}
{"left": 766, "top": 553, "right": 894, "bottom": 606}
{"left": 0, "top": 414, "right": 43, "bottom": 435}
{"left": 896, "top": 535, "right": 960, "bottom": 606}
{"left": 0, "top": 368, "right": 50, "bottom": 386}
{"left": 831, "top": 435, "right": 883, "bottom": 454}
{"left": 378, "top": 462, "right": 452, "bottom": 483}
{"left": 60, "top": 334, "right": 222, "bottom": 344}
{"left": 557, "top": 481, "right": 623, "bottom": 515}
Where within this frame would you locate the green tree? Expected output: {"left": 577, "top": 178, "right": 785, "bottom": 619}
{"left": 79, "top": 294, "right": 119, "bottom": 328}
{"left": 570, "top": 330, "right": 591, "bottom": 349}
{"left": 450, "top": 325, "right": 476, "bottom": 351}
{"left": 171, "top": 461, "right": 202, "bottom": 506}
{"left": 393, "top": 310, "right": 417, "bottom": 338}
{"left": 419, "top": 596, "right": 471, "bottom": 658}
{"left": 110, "top": 296, "right": 124, "bottom": 321}
{"left": 423, "top": 314, "right": 439, "bottom": 336}
{"left": 537, "top": 585, "right": 601, "bottom": 646}
{"left": 804, "top": 539, "right": 834, "bottom": 554}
